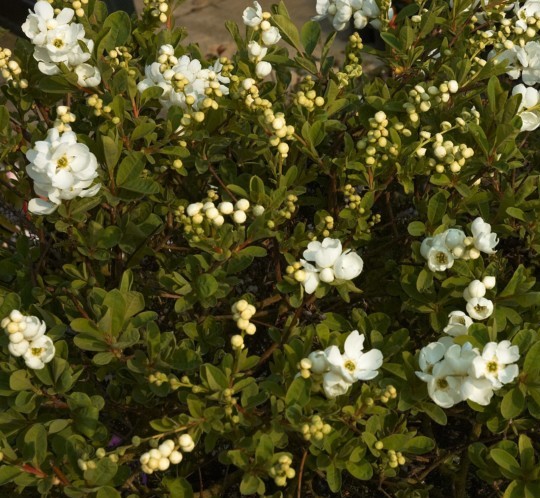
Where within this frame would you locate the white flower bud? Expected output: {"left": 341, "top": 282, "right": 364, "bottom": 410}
{"left": 233, "top": 210, "right": 247, "bottom": 224}
{"left": 255, "top": 61, "right": 272, "bottom": 78}
{"left": 231, "top": 334, "right": 244, "bottom": 349}
{"left": 245, "top": 323, "right": 257, "bottom": 335}
{"left": 242, "top": 78, "right": 256, "bottom": 91}
{"left": 9, "top": 310, "right": 23, "bottom": 322}
{"left": 179, "top": 434, "right": 195, "bottom": 452}
{"left": 169, "top": 451, "right": 183, "bottom": 464}
{"left": 158, "top": 457, "right": 170, "bottom": 471}
{"left": 186, "top": 203, "right": 203, "bottom": 217}
{"left": 235, "top": 199, "right": 250, "bottom": 211}
{"left": 482, "top": 276, "right": 496, "bottom": 289}
{"left": 205, "top": 207, "right": 219, "bottom": 220}
{"left": 467, "top": 280, "right": 486, "bottom": 299}
{"left": 447, "top": 80, "right": 459, "bottom": 93}
{"left": 319, "top": 267, "right": 335, "bottom": 283}
{"left": 218, "top": 202, "right": 234, "bottom": 214}
{"left": 213, "top": 215, "right": 225, "bottom": 227}
{"left": 252, "top": 205, "right": 265, "bottom": 216}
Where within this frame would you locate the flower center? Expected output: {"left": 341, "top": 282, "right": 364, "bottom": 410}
{"left": 486, "top": 361, "right": 498, "bottom": 373}
{"left": 436, "top": 252, "right": 448, "bottom": 264}
{"left": 31, "top": 347, "right": 43, "bottom": 357}
{"left": 474, "top": 304, "right": 487, "bottom": 314}
{"left": 344, "top": 360, "right": 356, "bottom": 372}
{"left": 53, "top": 38, "right": 64, "bottom": 49}
{"left": 456, "top": 317, "right": 466, "bottom": 325}
{"left": 436, "top": 378, "right": 448, "bottom": 389}
{"left": 57, "top": 155, "right": 69, "bottom": 169}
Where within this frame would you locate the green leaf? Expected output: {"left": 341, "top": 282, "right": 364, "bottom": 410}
{"left": 408, "top": 221, "right": 425, "bottom": 236}
{"left": 501, "top": 388, "right": 525, "bottom": 419}
{"left": 300, "top": 21, "right": 321, "bottom": 55}
{"left": 101, "top": 135, "right": 122, "bottom": 171}
{"left": 490, "top": 448, "right": 522, "bottom": 479}
{"left": 0, "top": 466, "right": 21, "bottom": 485}
{"left": 404, "top": 436, "right": 435, "bottom": 454}
{"left": 97, "top": 487, "right": 121, "bottom": 498}
{"left": 201, "top": 364, "right": 228, "bottom": 391}
{"left": 10, "top": 370, "right": 33, "bottom": 391}
{"left": 427, "top": 191, "right": 447, "bottom": 225}
{"left": 380, "top": 32, "right": 402, "bottom": 51}
{"left": 272, "top": 15, "right": 302, "bottom": 52}
{"left": 195, "top": 274, "right": 218, "bottom": 298}
{"left": 98, "top": 11, "right": 131, "bottom": 54}
{"left": 326, "top": 463, "right": 342, "bottom": 493}
{"left": 419, "top": 401, "right": 447, "bottom": 425}
{"left": 23, "top": 424, "right": 47, "bottom": 466}
{"left": 285, "top": 377, "right": 310, "bottom": 407}
{"left": 163, "top": 476, "right": 194, "bottom": 498}
{"left": 255, "top": 434, "right": 274, "bottom": 464}
{"left": 84, "top": 457, "right": 118, "bottom": 486}
{"left": 346, "top": 460, "right": 373, "bottom": 480}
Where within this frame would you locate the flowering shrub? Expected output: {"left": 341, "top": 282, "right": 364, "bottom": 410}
{"left": 0, "top": 0, "right": 540, "bottom": 496}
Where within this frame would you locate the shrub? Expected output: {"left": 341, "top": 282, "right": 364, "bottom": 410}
{"left": 0, "top": 0, "right": 539, "bottom": 497}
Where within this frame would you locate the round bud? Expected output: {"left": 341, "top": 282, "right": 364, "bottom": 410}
{"left": 252, "top": 205, "right": 265, "bottom": 216}
{"left": 319, "top": 267, "right": 335, "bottom": 283}
{"left": 9, "top": 310, "right": 23, "bottom": 323}
{"left": 482, "top": 276, "right": 496, "bottom": 289}
{"left": 169, "top": 450, "right": 183, "bottom": 464}
{"left": 374, "top": 441, "right": 384, "bottom": 450}
{"left": 218, "top": 202, "right": 234, "bottom": 215}
{"left": 233, "top": 210, "right": 247, "bottom": 224}
{"left": 467, "top": 280, "right": 486, "bottom": 299}
{"left": 245, "top": 323, "right": 257, "bottom": 335}
{"left": 235, "top": 199, "right": 250, "bottom": 211}
{"left": 158, "top": 457, "right": 170, "bottom": 471}
{"left": 231, "top": 335, "right": 244, "bottom": 349}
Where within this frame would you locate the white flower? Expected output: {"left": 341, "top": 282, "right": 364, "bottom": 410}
{"left": 470, "top": 217, "right": 498, "bottom": 254}
{"left": 460, "top": 376, "right": 495, "bottom": 406}
{"left": 26, "top": 128, "right": 101, "bottom": 214}
{"left": 333, "top": 250, "right": 364, "bottom": 280}
{"left": 417, "top": 338, "right": 454, "bottom": 374}
{"left": 471, "top": 341, "right": 520, "bottom": 389}
{"left": 303, "top": 237, "right": 343, "bottom": 269}
{"left": 499, "top": 43, "right": 540, "bottom": 85}
{"left": 299, "top": 260, "right": 320, "bottom": 294}
{"left": 322, "top": 371, "right": 352, "bottom": 398}
{"left": 247, "top": 41, "right": 268, "bottom": 61}
{"left": 332, "top": 0, "right": 353, "bottom": 31}
{"left": 466, "top": 297, "right": 494, "bottom": 320}
{"left": 22, "top": 335, "right": 55, "bottom": 369}
{"left": 138, "top": 50, "right": 229, "bottom": 111}
{"left": 443, "top": 311, "right": 473, "bottom": 337}
{"left": 262, "top": 27, "right": 281, "bottom": 46}
{"left": 22, "top": 315, "right": 47, "bottom": 341}
{"left": 313, "top": 0, "right": 331, "bottom": 20}
{"left": 515, "top": 0, "right": 540, "bottom": 31}
{"left": 22, "top": 1, "right": 74, "bottom": 46}
{"left": 426, "top": 245, "right": 454, "bottom": 272}
{"left": 242, "top": 1, "right": 263, "bottom": 27}
{"left": 74, "top": 63, "right": 101, "bottom": 87}
{"left": 512, "top": 84, "right": 540, "bottom": 132}
{"left": 421, "top": 361, "right": 463, "bottom": 408}
{"left": 325, "top": 330, "right": 383, "bottom": 383}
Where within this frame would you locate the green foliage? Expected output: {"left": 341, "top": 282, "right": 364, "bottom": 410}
{"left": 0, "top": 0, "right": 539, "bottom": 497}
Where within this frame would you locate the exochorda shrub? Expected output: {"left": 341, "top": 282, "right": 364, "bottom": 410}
{"left": 0, "top": 0, "right": 539, "bottom": 496}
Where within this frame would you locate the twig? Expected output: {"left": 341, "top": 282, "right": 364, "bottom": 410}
{"left": 297, "top": 449, "right": 308, "bottom": 498}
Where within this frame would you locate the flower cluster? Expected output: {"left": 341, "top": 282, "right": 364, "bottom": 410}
{"left": 139, "top": 434, "right": 195, "bottom": 474}
{"left": 313, "top": 0, "right": 387, "bottom": 31}
{"left": 243, "top": 2, "right": 282, "bottom": 78}
{"left": 1, "top": 310, "right": 55, "bottom": 369}
{"left": 0, "top": 47, "right": 27, "bottom": 89}
{"left": 416, "top": 339, "right": 520, "bottom": 408}
{"left": 22, "top": 1, "right": 100, "bottom": 86}
{"left": 356, "top": 111, "right": 399, "bottom": 169}
{"left": 300, "top": 415, "right": 332, "bottom": 441}
{"left": 138, "top": 45, "right": 230, "bottom": 114}
{"left": 25, "top": 127, "right": 101, "bottom": 215}
{"left": 142, "top": 0, "right": 170, "bottom": 23}
{"left": 231, "top": 299, "right": 257, "bottom": 335}
{"left": 420, "top": 217, "right": 499, "bottom": 272}
{"left": 297, "top": 237, "right": 364, "bottom": 294}
{"left": 303, "top": 330, "right": 383, "bottom": 399}
{"left": 268, "top": 454, "right": 295, "bottom": 487}
{"left": 184, "top": 197, "right": 262, "bottom": 228}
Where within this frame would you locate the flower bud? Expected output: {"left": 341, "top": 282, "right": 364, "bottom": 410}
{"left": 482, "top": 276, "right": 496, "bottom": 289}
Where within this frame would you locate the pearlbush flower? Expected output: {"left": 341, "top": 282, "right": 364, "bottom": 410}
{"left": 471, "top": 217, "right": 498, "bottom": 254}
{"left": 466, "top": 297, "right": 494, "bottom": 320}
{"left": 443, "top": 311, "right": 473, "bottom": 337}
{"left": 26, "top": 128, "right": 101, "bottom": 214}
{"left": 512, "top": 84, "right": 540, "bottom": 132}
{"left": 242, "top": 1, "right": 263, "bottom": 27}
{"left": 471, "top": 341, "right": 520, "bottom": 389}
{"left": 299, "top": 237, "right": 364, "bottom": 294}
{"left": 23, "top": 335, "right": 55, "bottom": 370}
